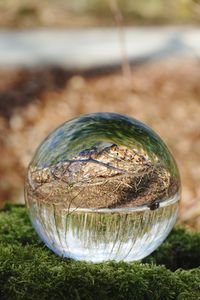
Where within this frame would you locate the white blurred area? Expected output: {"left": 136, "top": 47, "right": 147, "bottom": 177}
{"left": 0, "top": 27, "right": 199, "bottom": 68}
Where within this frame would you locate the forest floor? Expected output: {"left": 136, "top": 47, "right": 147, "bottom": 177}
{"left": 0, "top": 57, "right": 200, "bottom": 230}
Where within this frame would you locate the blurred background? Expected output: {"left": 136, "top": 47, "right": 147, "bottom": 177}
{"left": 0, "top": 0, "right": 200, "bottom": 230}
{"left": 0, "top": 0, "right": 200, "bottom": 27}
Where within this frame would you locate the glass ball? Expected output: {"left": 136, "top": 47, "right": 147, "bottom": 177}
{"left": 25, "top": 112, "right": 181, "bottom": 262}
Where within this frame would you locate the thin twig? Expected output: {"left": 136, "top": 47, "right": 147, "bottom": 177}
{"left": 108, "top": 0, "right": 132, "bottom": 83}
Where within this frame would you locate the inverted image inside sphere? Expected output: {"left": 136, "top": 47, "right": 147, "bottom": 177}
{"left": 25, "top": 112, "right": 181, "bottom": 262}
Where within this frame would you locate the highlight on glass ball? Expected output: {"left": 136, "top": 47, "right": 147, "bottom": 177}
{"left": 25, "top": 112, "right": 181, "bottom": 262}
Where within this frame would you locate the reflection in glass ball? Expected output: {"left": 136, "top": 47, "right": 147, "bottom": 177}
{"left": 25, "top": 112, "right": 181, "bottom": 262}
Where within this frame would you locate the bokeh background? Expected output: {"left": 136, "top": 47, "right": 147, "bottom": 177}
{"left": 0, "top": 0, "right": 200, "bottom": 230}
{"left": 0, "top": 0, "right": 200, "bottom": 27}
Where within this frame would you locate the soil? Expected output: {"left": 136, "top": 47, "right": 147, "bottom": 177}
{"left": 27, "top": 144, "right": 178, "bottom": 209}
{"left": 0, "top": 57, "right": 200, "bottom": 228}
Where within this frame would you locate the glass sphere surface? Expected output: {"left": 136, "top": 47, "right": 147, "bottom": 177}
{"left": 25, "top": 112, "right": 181, "bottom": 262}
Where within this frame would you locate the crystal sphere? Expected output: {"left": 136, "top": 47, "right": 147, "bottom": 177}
{"left": 25, "top": 112, "right": 181, "bottom": 262}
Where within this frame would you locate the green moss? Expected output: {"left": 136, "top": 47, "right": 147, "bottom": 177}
{"left": 0, "top": 205, "right": 199, "bottom": 300}
{"left": 143, "top": 227, "right": 200, "bottom": 271}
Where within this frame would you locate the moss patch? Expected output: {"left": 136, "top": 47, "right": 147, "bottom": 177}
{"left": 0, "top": 205, "right": 199, "bottom": 300}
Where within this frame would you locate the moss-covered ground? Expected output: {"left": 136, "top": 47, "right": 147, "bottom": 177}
{"left": 0, "top": 205, "right": 199, "bottom": 300}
